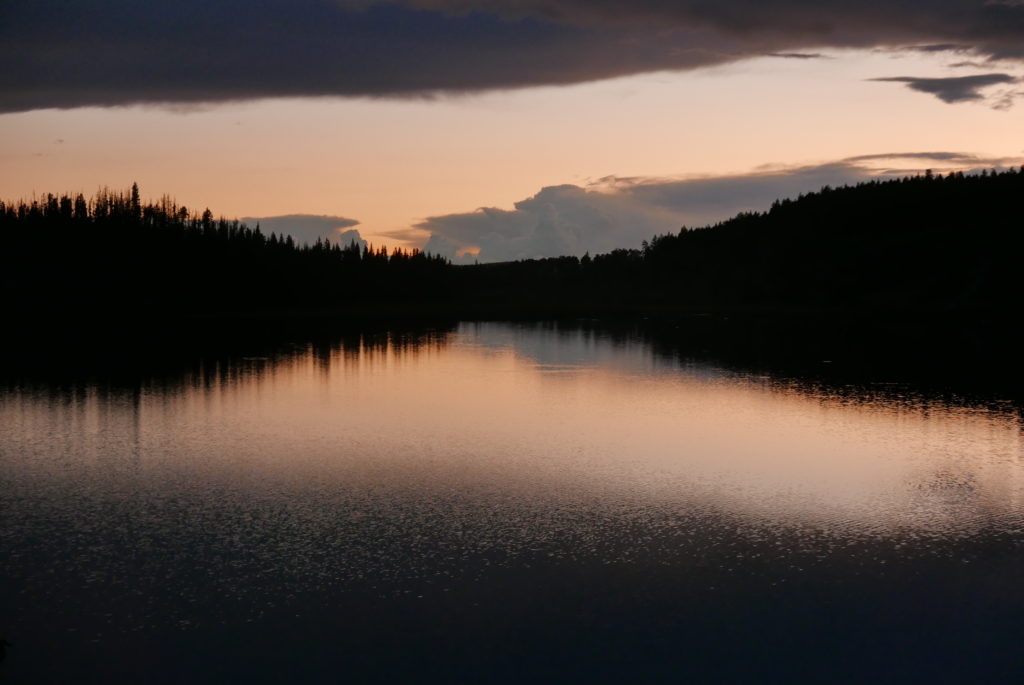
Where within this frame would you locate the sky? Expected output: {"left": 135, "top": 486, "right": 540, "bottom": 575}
{"left": 2, "top": 0, "right": 1023, "bottom": 261}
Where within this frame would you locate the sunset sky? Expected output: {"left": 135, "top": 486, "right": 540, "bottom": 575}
{"left": 2, "top": 0, "right": 1023, "bottom": 261}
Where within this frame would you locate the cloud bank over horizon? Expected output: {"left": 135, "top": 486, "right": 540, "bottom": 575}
{"left": 4, "top": 0, "right": 1024, "bottom": 112}
{"left": 418, "top": 152, "right": 1022, "bottom": 263}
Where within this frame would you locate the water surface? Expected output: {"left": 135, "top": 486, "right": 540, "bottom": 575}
{"left": 3, "top": 322, "right": 1024, "bottom": 682}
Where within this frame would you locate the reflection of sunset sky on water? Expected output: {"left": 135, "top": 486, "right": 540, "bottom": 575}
{"left": 5, "top": 323, "right": 1024, "bottom": 682}
{"left": 4, "top": 322, "right": 1021, "bottom": 547}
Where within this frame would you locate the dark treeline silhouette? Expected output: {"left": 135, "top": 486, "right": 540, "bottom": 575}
{"left": 6, "top": 317, "right": 1024, "bottom": 424}
{"left": 3, "top": 170, "right": 1023, "bottom": 323}
{"left": 0, "top": 319, "right": 457, "bottom": 396}
{"left": 0, "top": 183, "right": 450, "bottom": 320}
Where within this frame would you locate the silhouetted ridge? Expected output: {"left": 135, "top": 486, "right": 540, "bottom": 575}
{"left": 3, "top": 170, "right": 1023, "bottom": 321}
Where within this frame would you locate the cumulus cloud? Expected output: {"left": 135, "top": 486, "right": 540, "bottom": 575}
{"left": 4, "top": 0, "right": 1024, "bottom": 112}
{"left": 871, "top": 73, "right": 1019, "bottom": 103}
{"left": 240, "top": 214, "right": 364, "bottom": 247}
{"left": 421, "top": 234, "right": 464, "bottom": 258}
{"left": 419, "top": 152, "right": 1021, "bottom": 263}
{"left": 418, "top": 185, "right": 680, "bottom": 262}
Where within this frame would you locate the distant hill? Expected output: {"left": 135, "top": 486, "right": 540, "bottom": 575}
{"left": 3, "top": 169, "right": 1022, "bottom": 323}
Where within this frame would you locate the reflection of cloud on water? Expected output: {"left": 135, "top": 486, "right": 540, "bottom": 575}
{"left": 455, "top": 321, "right": 729, "bottom": 381}
{"left": 451, "top": 322, "right": 1024, "bottom": 538}
{"left": 630, "top": 400, "right": 1024, "bottom": 539}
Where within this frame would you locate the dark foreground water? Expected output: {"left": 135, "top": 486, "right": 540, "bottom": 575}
{"left": 2, "top": 320, "right": 1024, "bottom": 683}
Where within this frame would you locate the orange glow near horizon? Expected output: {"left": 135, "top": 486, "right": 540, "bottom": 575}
{"left": 2, "top": 50, "right": 1022, "bottom": 250}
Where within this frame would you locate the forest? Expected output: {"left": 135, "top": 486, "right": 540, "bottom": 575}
{"left": 0, "top": 184, "right": 451, "bottom": 320}
{"left": 2, "top": 168, "right": 1023, "bottom": 324}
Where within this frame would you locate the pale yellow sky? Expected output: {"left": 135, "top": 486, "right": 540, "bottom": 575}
{"left": 1, "top": 49, "right": 1021, "bottom": 248}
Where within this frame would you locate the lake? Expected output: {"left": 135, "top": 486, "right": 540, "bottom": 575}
{"left": 2, "top": 320, "right": 1024, "bottom": 682}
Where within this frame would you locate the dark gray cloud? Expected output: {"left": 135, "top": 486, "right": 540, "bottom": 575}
{"left": 0, "top": 1, "right": 731, "bottom": 113}
{"left": 240, "top": 214, "right": 363, "bottom": 247}
{"left": 767, "top": 52, "right": 827, "bottom": 59}
{"left": 904, "top": 43, "right": 969, "bottom": 53}
{"left": 4, "top": 0, "right": 1024, "bottom": 112}
{"left": 373, "top": 0, "right": 1024, "bottom": 61}
{"left": 871, "top": 73, "right": 1018, "bottom": 102}
{"left": 419, "top": 152, "right": 1020, "bottom": 262}
{"left": 844, "top": 151, "right": 1009, "bottom": 163}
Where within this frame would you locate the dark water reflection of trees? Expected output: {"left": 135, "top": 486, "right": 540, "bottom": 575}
{"left": 3, "top": 316, "right": 1024, "bottom": 414}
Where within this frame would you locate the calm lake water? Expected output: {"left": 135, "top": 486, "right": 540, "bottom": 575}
{"left": 2, "top": 321, "right": 1024, "bottom": 682}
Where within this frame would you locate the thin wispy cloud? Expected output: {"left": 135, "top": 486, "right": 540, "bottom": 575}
{"left": 4, "top": 1, "right": 1024, "bottom": 112}
{"left": 844, "top": 151, "right": 1012, "bottom": 165}
{"left": 766, "top": 53, "right": 828, "bottom": 60}
{"left": 949, "top": 61, "right": 995, "bottom": 68}
{"left": 904, "top": 44, "right": 968, "bottom": 53}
